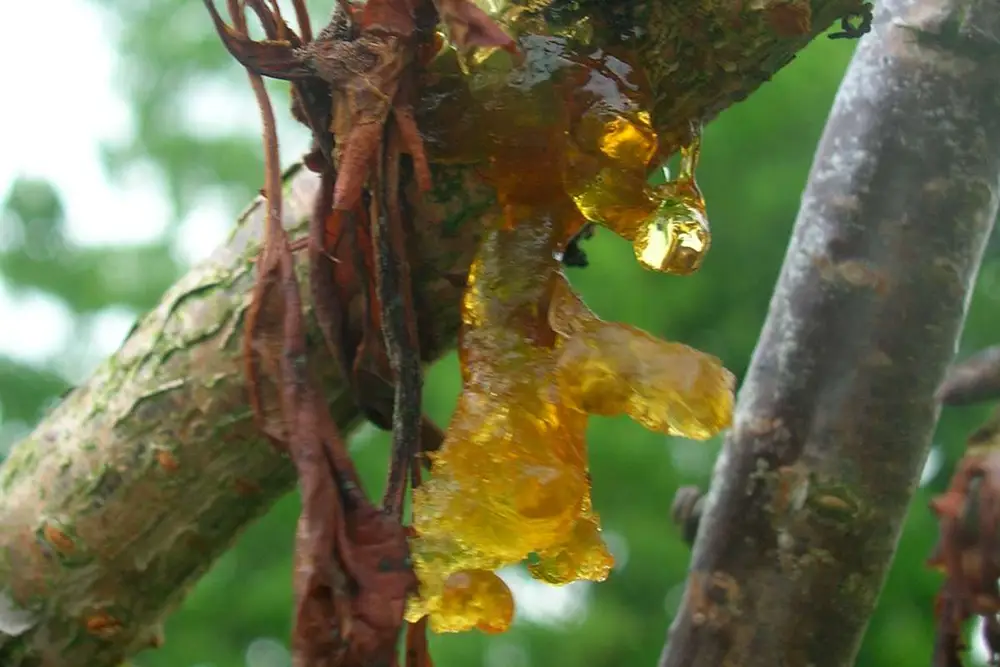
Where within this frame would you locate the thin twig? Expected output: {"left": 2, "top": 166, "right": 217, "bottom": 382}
{"left": 230, "top": 0, "right": 289, "bottom": 445}
{"left": 374, "top": 124, "right": 423, "bottom": 517}
{"left": 291, "top": 0, "right": 314, "bottom": 42}
{"left": 937, "top": 345, "right": 1000, "bottom": 406}
{"left": 309, "top": 169, "right": 355, "bottom": 401}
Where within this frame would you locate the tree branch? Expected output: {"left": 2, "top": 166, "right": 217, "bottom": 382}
{"left": 659, "top": 0, "right": 1000, "bottom": 665}
{"left": 0, "top": 1, "right": 861, "bottom": 665}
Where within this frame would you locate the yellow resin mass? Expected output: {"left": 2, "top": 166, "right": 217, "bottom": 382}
{"left": 549, "top": 273, "right": 733, "bottom": 440}
{"left": 407, "top": 7, "right": 735, "bottom": 635}
{"left": 407, "top": 219, "right": 735, "bottom": 632}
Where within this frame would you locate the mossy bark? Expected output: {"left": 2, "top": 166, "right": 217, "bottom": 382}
{"left": 659, "top": 0, "right": 1000, "bottom": 665}
{"left": 0, "top": 1, "right": 861, "bottom": 665}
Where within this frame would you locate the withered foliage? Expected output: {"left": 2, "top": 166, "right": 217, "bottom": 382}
{"left": 201, "top": 0, "right": 513, "bottom": 665}
{"left": 931, "top": 351, "right": 1000, "bottom": 667}
{"left": 928, "top": 436, "right": 1000, "bottom": 666}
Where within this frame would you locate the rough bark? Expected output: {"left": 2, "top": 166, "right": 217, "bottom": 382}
{"left": 659, "top": 0, "right": 1000, "bottom": 665}
{"left": 0, "top": 1, "right": 862, "bottom": 665}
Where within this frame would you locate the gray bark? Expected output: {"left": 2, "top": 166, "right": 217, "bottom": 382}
{"left": 659, "top": 0, "right": 1000, "bottom": 665}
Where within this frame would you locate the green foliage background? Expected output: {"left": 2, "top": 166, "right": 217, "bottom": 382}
{"left": 2, "top": 2, "right": 999, "bottom": 666}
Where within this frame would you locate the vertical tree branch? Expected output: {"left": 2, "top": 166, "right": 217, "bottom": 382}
{"left": 660, "top": 1, "right": 1000, "bottom": 665}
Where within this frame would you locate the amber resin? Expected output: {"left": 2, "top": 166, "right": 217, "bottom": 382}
{"left": 418, "top": 2, "right": 712, "bottom": 275}
{"left": 407, "top": 3, "right": 735, "bottom": 634}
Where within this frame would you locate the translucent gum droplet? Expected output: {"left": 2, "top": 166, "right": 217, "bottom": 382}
{"left": 634, "top": 128, "right": 711, "bottom": 275}
{"left": 564, "top": 115, "right": 712, "bottom": 276}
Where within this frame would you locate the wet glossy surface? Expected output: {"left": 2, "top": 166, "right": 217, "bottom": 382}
{"left": 408, "top": 5, "right": 733, "bottom": 634}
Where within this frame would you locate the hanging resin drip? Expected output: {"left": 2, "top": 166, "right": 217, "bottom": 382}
{"left": 638, "top": 126, "right": 710, "bottom": 275}
{"left": 563, "top": 116, "right": 712, "bottom": 276}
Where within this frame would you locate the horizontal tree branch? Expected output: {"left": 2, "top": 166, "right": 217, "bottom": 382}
{"left": 0, "top": 1, "right": 861, "bottom": 665}
{"left": 659, "top": 0, "right": 1000, "bottom": 664}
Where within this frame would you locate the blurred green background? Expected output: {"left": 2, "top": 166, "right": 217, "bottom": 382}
{"left": 2, "top": 2, "right": 998, "bottom": 666}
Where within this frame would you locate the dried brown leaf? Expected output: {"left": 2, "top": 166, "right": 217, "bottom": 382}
{"left": 203, "top": 0, "right": 313, "bottom": 79}
{"left": 203, "top": 1, "right": 484, "bottom": 663}
{"left": 929, "top": 447, "right": 1000, "bottom": 666}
